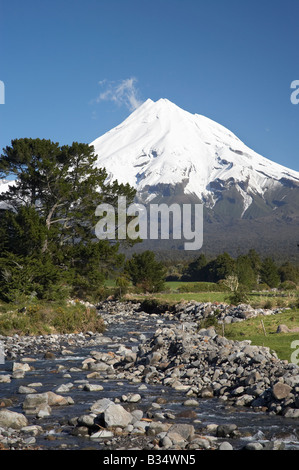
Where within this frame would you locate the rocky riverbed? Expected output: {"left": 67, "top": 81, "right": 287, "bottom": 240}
{"left": 0, "top": 300, "right": 298, "bottom": 451}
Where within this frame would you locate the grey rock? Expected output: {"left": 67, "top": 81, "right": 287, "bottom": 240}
{"left": 244, "top": 442, "right": 264, "bottom": 450}
{"left": 103, "top": 404, "right": 133, "bottom": 428}
{"left": 0, "top": 410, "right": 28, "bottom": 429}
{"left": 219, "top": 441, "right": 233, "bottom": 450}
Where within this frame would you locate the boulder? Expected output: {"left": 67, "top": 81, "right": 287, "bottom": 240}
{"left": 23, "top": 393, "right": 49, "bottom": 410}
{"left": 90, "top": 398, "right": 114, "bottom": 414}
{"left": 103, "top": 403, "right": 133, "bottom": 428}
{"left": 46, "top": 391, "right": 73, "bottom": 406}
{"left": 272, "top": 383, "right": 292, "bottom": 400}
{"left": 0, "top": 409, "right": 28, "bottom": 429}
{"left": 167, "top": 423, "right": 194, "bottom": 441}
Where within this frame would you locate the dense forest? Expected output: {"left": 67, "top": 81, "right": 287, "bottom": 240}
{"left": 173, "top": 250, "right": 299, "bottom": 289}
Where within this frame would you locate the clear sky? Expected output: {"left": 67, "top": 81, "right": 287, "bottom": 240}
{"left": 1, "top": 0, "right": 299, "bottom": 170}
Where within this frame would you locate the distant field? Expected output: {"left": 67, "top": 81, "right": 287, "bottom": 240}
{"left": 122, "top": 280, "right": 298, "bottom": 309}
{"left": 146, "top": 291, "right": 228, "bottom": 304}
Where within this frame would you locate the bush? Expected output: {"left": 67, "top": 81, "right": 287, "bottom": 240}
{"left": 226, "top": 289, "right": 249, "bottom": 305}
{"left": 177, "top": 282, "right": 229, "bottom": 293}
{"left": 0, "top": 301, "right": 106, "bottom": 336}
{"left": 279, "top": 281, "right": 297, "bottom": 291}
{"left": 125, "top": 251, "right": 166, "bottom": 293}
{"left": 0, "top": 253, "right": 67, "bottom": 303}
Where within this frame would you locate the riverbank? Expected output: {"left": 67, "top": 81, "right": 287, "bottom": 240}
{"left": 0, "top": 300, "right": 298, "bottom": 450}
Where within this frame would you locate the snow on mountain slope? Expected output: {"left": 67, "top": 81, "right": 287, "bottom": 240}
{"left": 91, "top": 98, "right": 299, "bottom": 210}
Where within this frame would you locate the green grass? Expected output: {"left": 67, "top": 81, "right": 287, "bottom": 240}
{"left": 214, "top": 310, "right": 299, "bottom": 362}
{"left": 126, "top": 281, "right": 298, "bottom": 309}
{"left": 0, "top": 300, "right": 106, "bottom": 336}
{"left": 148, "top": 291, "right": 229, "bottom": 303}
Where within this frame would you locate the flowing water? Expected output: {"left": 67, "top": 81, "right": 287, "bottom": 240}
{"left": 0, "top": 313, "right": 299, "bottom": 450}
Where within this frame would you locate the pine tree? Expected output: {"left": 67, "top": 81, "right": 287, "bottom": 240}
{"left": 125, "top": 250, "right": 166, "bottom": 293}
{"left": 260, "top": 257, "right": 280, "bottom": 288}
{"left": 0, "top": 138, "right": 137, "bottom": 301}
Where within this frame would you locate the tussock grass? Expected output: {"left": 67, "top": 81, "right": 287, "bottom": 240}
{"left": 0, "top": 300, "right": 105, "bottom": 336}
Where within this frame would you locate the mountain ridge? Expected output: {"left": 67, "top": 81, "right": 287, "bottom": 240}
{"left": 91, "top": 98, "right": 299, "bottom": 258}
{"left": 91, "top": 98, "right": 299, "bottom": 218}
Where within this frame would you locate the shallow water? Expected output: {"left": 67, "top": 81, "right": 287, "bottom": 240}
{"left": 1, "top": 314, "right": 299, "bottom": 450}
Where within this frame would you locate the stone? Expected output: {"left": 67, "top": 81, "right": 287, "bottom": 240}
{"left": 0, "top": 374, "right": 11, "bottom": 383}
{"left": 37, "top": 405, "right": 51, "bottom": 418}
{"left": 126, "top": 393, "right": 141, "bottom": 403}
{"left": 244, "top": 371, "right": 262, "bottom": 386}
{"left": 18, "top": 386, "right": 37, "bottom": 394}
{"left": 244, "top": 442, "right": 264, "bottom": 450}
{"left": 200, "top": 387, "right": 214, "bottom": 398}
{"left": 44, "top": 351, "right": 56, "bottom": 359}
{"left": 46, "top": 391, "right": 74, "bottom": 406}
{"left": 90, "top": 398, "right": 114, "bottom": 413}
{"left": 189, "top": 437, "right": 210, "bottom": 449}
{"left": 167, "top": 431, "right": 186, "bottom": 446}
{"left": 147, "top": 421, "right": 172, "bottom": 436}
{"left": 219, "top": 441, "right": 233, "bottom": 450}
{"left": 55, "top": 383, "right": 74, "bottom": 393}
{"left": 83, "top": 384, "right": 104, "bottom": 392}
{"left": 103, "top": 403, "right": 133, "bottom": 428}
{"left": 167, "top": 423, "right": 194, "bottom": 441}
{"left": 90, "top": 429, "right": 114, "bottom": 439}
{"left": 216, "top": 424, "right": 238, "bottom": 437}
{"left": 12, "top": 362, "right": 31, "bottom": 372}
{"left": 282, "top": 408, "right": 299, "bottom": 418}
{"left": 20, "top": 425, "right": 43, "bottom": 436}
{"left": 183, "top": 399, "right": 198, "bottom": 406}
{"left": 23, "top": 393, "right": 49, "bottom": 410}
{"left": 0, "top": 409, "right": 28, "bottom": 429}
{"left": 78, "top": 414, "right": 97, "bottom": 427}
{"left": 276, "top": 324, "right": 290, "bottom": 333}
{"left": 131, "top": 409, "right": 143, "bottom": 421}
{"left": 272, "top": 382, "right": 292, "bottom": 400}
{"left": 161, "top": 435, "right": 173, "bottom": 448}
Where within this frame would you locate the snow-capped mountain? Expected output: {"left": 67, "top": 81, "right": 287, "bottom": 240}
{"left": 91, "top": 98, "right": 299, "bottom": 219}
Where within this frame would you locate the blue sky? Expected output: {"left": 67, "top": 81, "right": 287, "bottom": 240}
{"left": 1, "top": 0, "right": 299, "bottom": 170}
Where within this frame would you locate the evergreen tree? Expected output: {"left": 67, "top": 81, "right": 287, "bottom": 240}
{"left": 208, "top": 252, "right": 236, "bottom": 282}
{"left": 235, "top": 254, "right": 257, "bottom": 289}
{"left": 182, "top": 253, "right": 208, "bottom": 281}
{"left": 125, "top": 250, "right": 166, "bottom": 293}
{"left": 260, "top": 257, "right": 280, "bottom": 288}
{"left": 0, "top": 138, "right": 136, "bottom": 301}
{"left": 278, "top": 261, "right": 299, "bottom": 284}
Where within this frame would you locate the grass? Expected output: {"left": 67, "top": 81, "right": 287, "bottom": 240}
{"left": 215, "top": 310, "right": 299, "bottom": 362}
{"left": 126, "top": 281, "right": 299, "bottom": 310}
{"left": 0, "top": 300, "right": 106, "bottom": 336}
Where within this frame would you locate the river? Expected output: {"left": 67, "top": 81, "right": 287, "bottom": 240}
{"left": 0, "top": 307, "right": 298, "bottom": 450}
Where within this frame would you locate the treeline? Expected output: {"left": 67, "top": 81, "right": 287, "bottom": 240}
{"left": 180, "top": 250, "right": 299, "bottom": 290}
